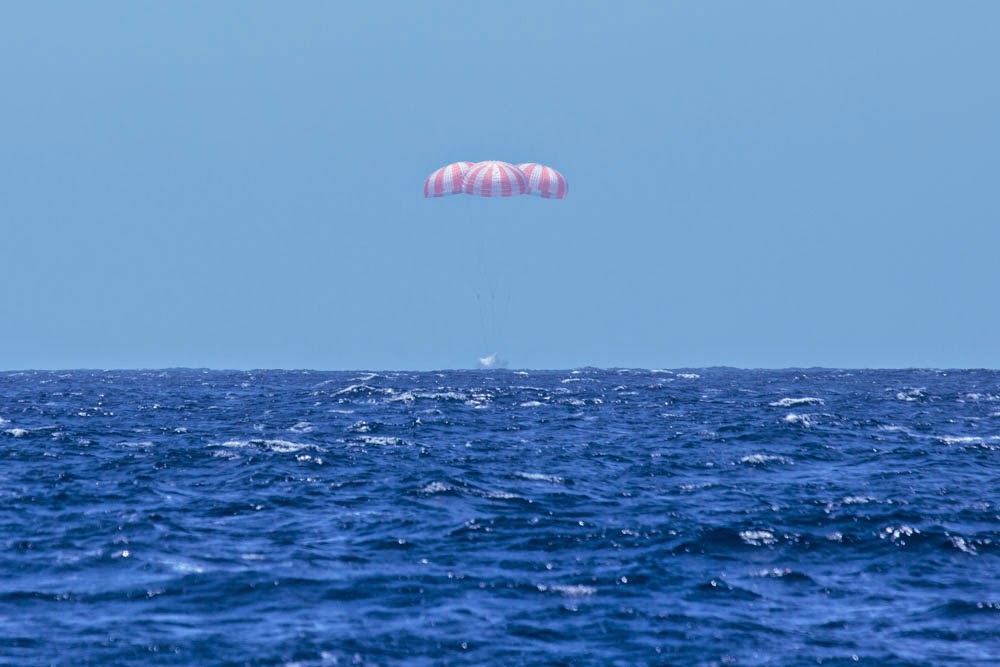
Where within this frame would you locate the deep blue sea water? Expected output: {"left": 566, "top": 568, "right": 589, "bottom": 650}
{"left": 1, "top": 368, "right": 998, "bottom": 666}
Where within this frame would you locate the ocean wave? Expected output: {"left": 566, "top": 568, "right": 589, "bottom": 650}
{"left": 216, "top": 439, "right": 320, "bottom": 453}
{"left": 896, "top": 387, "right": 928, "bottom": 402}
{"left": 738, "top": 454, "right": 793, "bottom": 465}
{"left": 355, "top": 435, "right": 409, "bottom": 446}
{"left": 515, "top": 472, "right": 566, "bottom": 484}
{"left": 3, "top": 367, "right": 998, "bottom": 666}
{"left": 936, "top": 435, "right": 993, "bottom": 446}
{"left": 769, "top": 397, "right": 825, "bottom": 407}
{"left": 782, "top": 413, "right": 814, "bottom": 427}
{"left": 331, "top": 384, "right": 385, "bottom": 398}
{"left": 419, "top": 481, "right": 455, "bottom": 494}
{"left": 739, "top": 530, "right": 777, "bottom": 546}
{"left": 537, "top": 584, "right": 597, "bottom": 596}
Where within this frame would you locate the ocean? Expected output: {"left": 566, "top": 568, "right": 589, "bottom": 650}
{"left": 1, "top": 368, "right": 997, "bottom": 666}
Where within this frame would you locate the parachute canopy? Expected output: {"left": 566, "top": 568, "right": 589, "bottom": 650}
{"left": 517, "top": 163, "right": 568, "bottom": 200}
{"left": 423, "top": 160, "right": 566, "bottom": 199}
{"left": 463, "top": 161, "right": 529, "bottom": 198}
{"left": 424, "top": 161, "right": 474, "bottom": 198}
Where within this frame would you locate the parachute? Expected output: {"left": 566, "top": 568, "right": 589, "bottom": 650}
{"left": 462, "top": 161, "right": 530, "bottom": 197}
{"left": 423, "top": 160, "right": 566, "bottom": 199}
{"left": 424, "top": 159, "right": 566, "bottom": 367}
{"left": 516, "top": 163, "right": 568, "bottom": 200}
{"left": 424, "top": 161, "right": 474, "bottom": 197}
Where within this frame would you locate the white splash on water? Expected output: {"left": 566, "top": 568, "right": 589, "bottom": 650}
{"left": 478, "top": 353, "right": 508, "bottom": 369}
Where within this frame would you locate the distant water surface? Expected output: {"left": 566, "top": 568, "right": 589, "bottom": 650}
{"left": 1, "top": 369, "right": 998, "bottom": 666}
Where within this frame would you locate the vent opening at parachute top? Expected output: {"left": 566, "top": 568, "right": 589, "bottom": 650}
{"left": 424, "top": 160, "right": 567, "bottom": 199}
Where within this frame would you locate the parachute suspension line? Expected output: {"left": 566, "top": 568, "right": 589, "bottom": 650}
{"left": 475, "top": 288, "right": 489, "bottom": 351}
{"left": 424, "top": 160, "right": 567, "bottom": 367}
{"left": 473, "top": 227, "right": 502, "bottom": 357}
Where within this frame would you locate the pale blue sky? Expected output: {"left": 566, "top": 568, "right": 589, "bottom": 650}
{"left": 1, "top": 2, "right": 997, "bottom": 370}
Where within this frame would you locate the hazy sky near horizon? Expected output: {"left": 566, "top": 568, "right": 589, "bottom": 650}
{"left": 1, "top": 2, "right": 998, "bottom": 370}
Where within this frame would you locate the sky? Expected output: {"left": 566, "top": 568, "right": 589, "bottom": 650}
{"left": 1, "top": 1, "right": 998, "bottom": 370}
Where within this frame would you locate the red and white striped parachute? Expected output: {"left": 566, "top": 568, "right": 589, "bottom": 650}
{"left": 462, "top": 161, "right": 530, "bottom": 198}
{"left": 517, "top": 163, "right": 568, "bottom": 200}
{"left": 423, "top": 160, "right": 565, "bottom": 199}
{"left": 423, "top": 161, "right": 474, "bottom": 198}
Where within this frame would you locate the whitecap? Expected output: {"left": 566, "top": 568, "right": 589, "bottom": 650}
{"left": 356, "top": 435, "right": 408, "bottom": 446}
{"left": 482, "top": 489, "right": 521, "bottom": 500}
{"left": 783, "top": 413, "right": 813, "bottom": 427}
{"left": 739, "top": 454, "right": 792, "bottom": 465}
{"left": 677, "top": 373, "right": 700, "bottom": 379}
{"left": 332, "top": 384, "right": 380, "bottom": 397}
{"left": 537, "top": 584, "right": 596, "bottom": 596}
{"left": 769, "top": 397, "right": 825, "bottom": 407}
{"left": 949, "top": 536, "right": 978, "bottom": 555}
{"left": 895, "top": 387, "right": 927, "bottom": 402}
{"left": 938, "top": 435, "right": 984, "bottom": 445}
{"left": 419, "top": 481, "right": 453, "bottom": 494}
{"left": 515, "top": 472, "right": 565, "bottom": 484}
{"left": 464, "top": 393, "right": 492, "bottom": 409}
{"left": 739, "top": 530, "right": 777, "bottom": 546}
{"left": 218, "top": 439, "right": 318, "bottom": 453}
{"left": 962, "top": 393, "right": 999, "bottom": 402}
{"left": 679, "top": 482, "right": 713, "bottom": 491}
{"left": 519, "top": 401, "right": 544, "bottom": 408}
{"left": 415, "top": 391, "right": 467, "bottom": 401}
{"left": 289, "top": 421, "right": 314, "bottom": 433}
{"left": 881, "top": 525, "right": 919, "bottom": 543}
